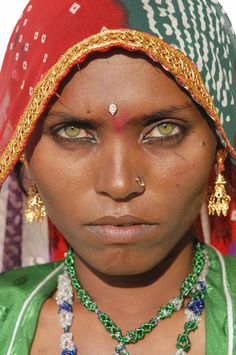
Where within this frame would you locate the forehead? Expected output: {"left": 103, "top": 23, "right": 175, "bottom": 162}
{"left": 54, "top": 50, "right": 194, "bottom": 113}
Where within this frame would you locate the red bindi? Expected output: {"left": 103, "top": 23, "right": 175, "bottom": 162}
{"left": 111, "top": 113, "right": 130, "bottom": 133}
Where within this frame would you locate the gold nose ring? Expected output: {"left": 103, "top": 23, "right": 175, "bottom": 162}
{"left": 135, "top": 176, "right": 145, "bottom": 189}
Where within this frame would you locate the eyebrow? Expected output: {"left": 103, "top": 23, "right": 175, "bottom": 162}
{"left": 46, "top": 111, "right": 99, "bottom": 129}
{"left": 46, "top": 103, "right": 194, "bottom": 127}
{"left": 142, "top": 104, "right": 194, "bottom": 126}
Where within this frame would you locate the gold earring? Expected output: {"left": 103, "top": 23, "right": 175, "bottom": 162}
{"left": 24, "top": 184, "right": 46, "bottom": 223}
{"left": 208, "top": 150, "right": 231, "bottom": 217}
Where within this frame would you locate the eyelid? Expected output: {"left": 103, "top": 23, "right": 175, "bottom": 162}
{"left": 50, "top": 120, "right": 94, "bottom": 131}
{"left": 141, "top": 119, "right": 187, "bottom": 139}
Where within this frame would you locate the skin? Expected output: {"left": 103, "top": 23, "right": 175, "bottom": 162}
{"left": 28, "top": 51, "right": 217, "bottom": 354}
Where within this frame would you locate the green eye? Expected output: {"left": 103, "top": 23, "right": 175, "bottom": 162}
{"left": 142, "top": 121, "right": 185, "bottom": 143}
{"left": 56, "top": 125, "right": 91, "bottom": 139}
{"left": 51, "top": 123, "right": 97, "bottom": 144}
{"left": 64, "top": 126, "right": 81, "bottom": 138}
{"left": 147, "top": 123, "right": 178, "bottom": 138}
{"left": 158, "top": 123, "right": 175, "bottom": 136}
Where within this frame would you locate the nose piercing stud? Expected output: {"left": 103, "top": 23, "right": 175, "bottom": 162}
{"left": 135, "top": 176, "right": 145, "bottom": 190}
{"left": 108, "top": 103, "right": 118, "bottom": 116}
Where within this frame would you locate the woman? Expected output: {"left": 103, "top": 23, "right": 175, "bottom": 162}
{"left": 0, "top": 0, "right": 236, "bottom": 354}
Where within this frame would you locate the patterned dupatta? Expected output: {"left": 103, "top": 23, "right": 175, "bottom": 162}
{"left": 0, "top": 0, "right": 236, "bottom": 270}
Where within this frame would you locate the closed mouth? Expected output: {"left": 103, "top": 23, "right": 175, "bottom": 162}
{"left": 85, "top": 216, "right": 157, "bottom": 244}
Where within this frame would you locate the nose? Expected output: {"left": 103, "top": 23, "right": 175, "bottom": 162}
{"left": 94, "top": 142, "right": 144, "bottom": 201}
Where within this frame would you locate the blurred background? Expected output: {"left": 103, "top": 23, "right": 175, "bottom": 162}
{"left": 0, "top": 0, "right": 236, "bottom": 69}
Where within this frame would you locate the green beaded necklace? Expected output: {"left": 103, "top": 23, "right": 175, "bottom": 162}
{"left": 64, "top": 241, "right": 208, "bottom": 354}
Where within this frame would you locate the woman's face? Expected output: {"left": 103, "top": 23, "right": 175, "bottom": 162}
{"left": 27, "top": 52, "right": 217, "bottom": 275}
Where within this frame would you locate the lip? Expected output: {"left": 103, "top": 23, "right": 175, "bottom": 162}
{"left": 85, "top": 215, "right": 157, "bottom": 244}
{"left": 88, "top": 215, "right": 152, "bottom": 226}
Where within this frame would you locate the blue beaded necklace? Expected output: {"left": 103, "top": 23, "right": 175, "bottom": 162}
{"left": 56, "top": 242, "right": 209, "bottom": 355}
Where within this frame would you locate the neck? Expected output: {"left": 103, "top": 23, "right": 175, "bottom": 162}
{"left": 73, "top": 235, "right": 195, "bottom": 323}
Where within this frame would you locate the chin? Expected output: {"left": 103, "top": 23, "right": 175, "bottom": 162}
{"left": 81, "top": 245, "right": 163, "bottom": 277}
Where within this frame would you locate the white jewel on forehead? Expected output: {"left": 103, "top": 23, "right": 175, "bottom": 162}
{"left": 108, "top": 103, "right": 118, "bottom": 116}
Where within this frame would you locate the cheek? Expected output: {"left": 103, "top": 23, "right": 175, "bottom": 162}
{"left": 157, "top": 126, "right": 215, "bottom": 186}
{"left": 28, "top": 140, "right": 91, "bottom": 219}
{"left": 148, "top": 141, "right": 215, "bottom": 222}
{"left": 28, "top": 141, "right": 121, "bottom": 245}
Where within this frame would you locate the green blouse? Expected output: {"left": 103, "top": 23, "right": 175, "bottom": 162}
{"left": 0, "top": 246, "right": 236, "bottom": 354}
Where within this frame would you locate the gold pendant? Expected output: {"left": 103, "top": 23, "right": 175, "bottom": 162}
{"left": 208, "top": 173, "right": 231, "bottom": 217}
{"left": 25, "top": 185, "right": 46, "bottom": 223}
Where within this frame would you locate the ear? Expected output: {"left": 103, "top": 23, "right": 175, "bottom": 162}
{"left": 18, "top": 153, "right": 35, "bottom": 192}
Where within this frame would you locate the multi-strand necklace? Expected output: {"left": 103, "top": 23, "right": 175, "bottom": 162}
{"left": 56, "top": 241, "right": 209, "bottom": 355}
